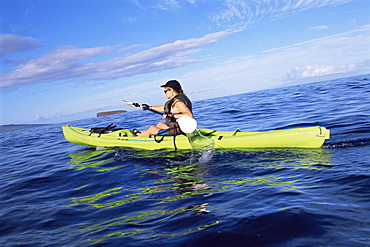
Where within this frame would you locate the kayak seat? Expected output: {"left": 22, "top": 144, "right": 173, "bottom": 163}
{"left": 118, "top": 129, "right": 136, "bottom": 137}
{"left": 89, "top": 124, "right": 123, "bottom": 137}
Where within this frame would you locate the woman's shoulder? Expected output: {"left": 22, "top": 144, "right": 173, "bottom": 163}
{"left": 175, "top": 94, "right": 191, "bottom": 101}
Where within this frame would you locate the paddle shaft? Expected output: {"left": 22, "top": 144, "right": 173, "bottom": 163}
{"left": 123, "top": 99, "right": 182, "bottom": 122}
{"left": 143, "top": 106, "right": 165, "bottom": 116}
{"left": 129, "top": 101, "right": 173, "bottom": 117}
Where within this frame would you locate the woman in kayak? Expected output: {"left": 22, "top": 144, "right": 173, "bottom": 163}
{"left": 136, "top": 80, "right": 193, "bottom": 136}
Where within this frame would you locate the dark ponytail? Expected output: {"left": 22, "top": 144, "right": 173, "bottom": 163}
{"left": 174, "top": 89, "right": 186, "bottom": 96}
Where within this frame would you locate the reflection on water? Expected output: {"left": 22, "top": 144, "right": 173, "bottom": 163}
{"left": 68, "top": 149, "right": 122, "bottom": 171}
{"left": 81, "top": 203, "right": 217, "bottom": 244}
{"left": 69, "top": 161, "right": 213, "bottom": 208}
{"left": 66, "top": 147, "right": 333, "bottom": 243}
{"left": 68, "top": 150, "right": 216, "bottom": 243}
{"left": 213, "top": 149, "right": 333, "bottom": 192}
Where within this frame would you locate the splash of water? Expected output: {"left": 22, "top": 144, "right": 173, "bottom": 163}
{"left": 186, "top": 129, "right": 215, "bottom": 163}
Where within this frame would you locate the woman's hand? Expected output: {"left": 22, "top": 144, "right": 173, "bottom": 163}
{"left": 140, "top": 104, "right": 150, "bottom": 110}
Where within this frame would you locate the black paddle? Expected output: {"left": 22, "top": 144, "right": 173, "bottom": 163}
{"left": 122, "top": 99, "right": 163, "bottom": 116}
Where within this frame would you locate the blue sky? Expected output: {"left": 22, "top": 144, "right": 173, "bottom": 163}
{"left": 1, "top": 0, "right": 369, "bottom": 124}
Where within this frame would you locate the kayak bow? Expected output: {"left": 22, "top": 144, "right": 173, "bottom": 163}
{"left": 62, "top": 125, "right": 330, "bottom": 150}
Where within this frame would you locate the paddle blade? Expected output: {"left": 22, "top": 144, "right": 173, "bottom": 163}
{"left": 177, "top": 115, "right": 197, "bottom": 133}
{"left": 122, "top": 99, "right": 140, "bottom": 108}
{"left": 97, "top": 110, "right": 126, "bottom": 117}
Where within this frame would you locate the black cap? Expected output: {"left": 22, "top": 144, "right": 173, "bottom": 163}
{"left": 160, "top": 80, "right": 182, "bottom": 91}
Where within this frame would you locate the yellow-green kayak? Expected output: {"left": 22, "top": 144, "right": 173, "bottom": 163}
{"left": 62, "top": 125, "right": 330, "bottom": 150}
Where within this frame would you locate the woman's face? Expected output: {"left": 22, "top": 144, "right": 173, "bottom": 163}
{"left": 164, "top": 87, "right": 174, "bottom": 99}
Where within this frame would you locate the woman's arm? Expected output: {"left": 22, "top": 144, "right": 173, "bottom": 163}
{"left": 172, "top": 100, "right": 193, "bottom": 119}
{"left": 141, "top": 105, "right": 164, "bottom": 112}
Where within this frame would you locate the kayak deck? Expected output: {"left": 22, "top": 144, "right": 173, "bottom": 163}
{"left": 62, "top": 125, "right": 330, "bottom": 150}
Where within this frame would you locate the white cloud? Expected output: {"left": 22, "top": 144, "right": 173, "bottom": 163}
{"left": 310, "top": 25, "right": 329, "bottom": 30}
{"left": 283, "top": 64, "right": 360, "bottom": 80}
{"left": 118, "top": 44, "right": 145, "bottom": 53}
{"left": 34, "top": 113, "right": 45, "bottom": 122}
{"left": 211, "top": 0, "right": 354, "bottom": 25}
{"left": 0, "top": 45, "right": 113, "bottom": 87}
{"left": 178, "top": 25, "right": 370, "bottom": 98}
{"left": 278, "top": 0, "right": 353, "bottom": 12}
{"left": 268, "top": 25, "right": 370, "bottom": 82}
{"left": 84, "top": 30, "right": 231, "bottom": 80}
{"left": 0, "top": 30, "right": 231, "bottom": 88}
{"left": 126, "top": 0, "right": 355, "bottom": 27}
{"left": 150, "top": 0, "right": 182, "bottom": 11}
{"left": 0, "top": 34, "right": 42, "bottom": 56}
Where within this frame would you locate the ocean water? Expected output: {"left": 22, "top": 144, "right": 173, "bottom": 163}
{"left": 1, "top": 74, "right": 369, "bottom": 247}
